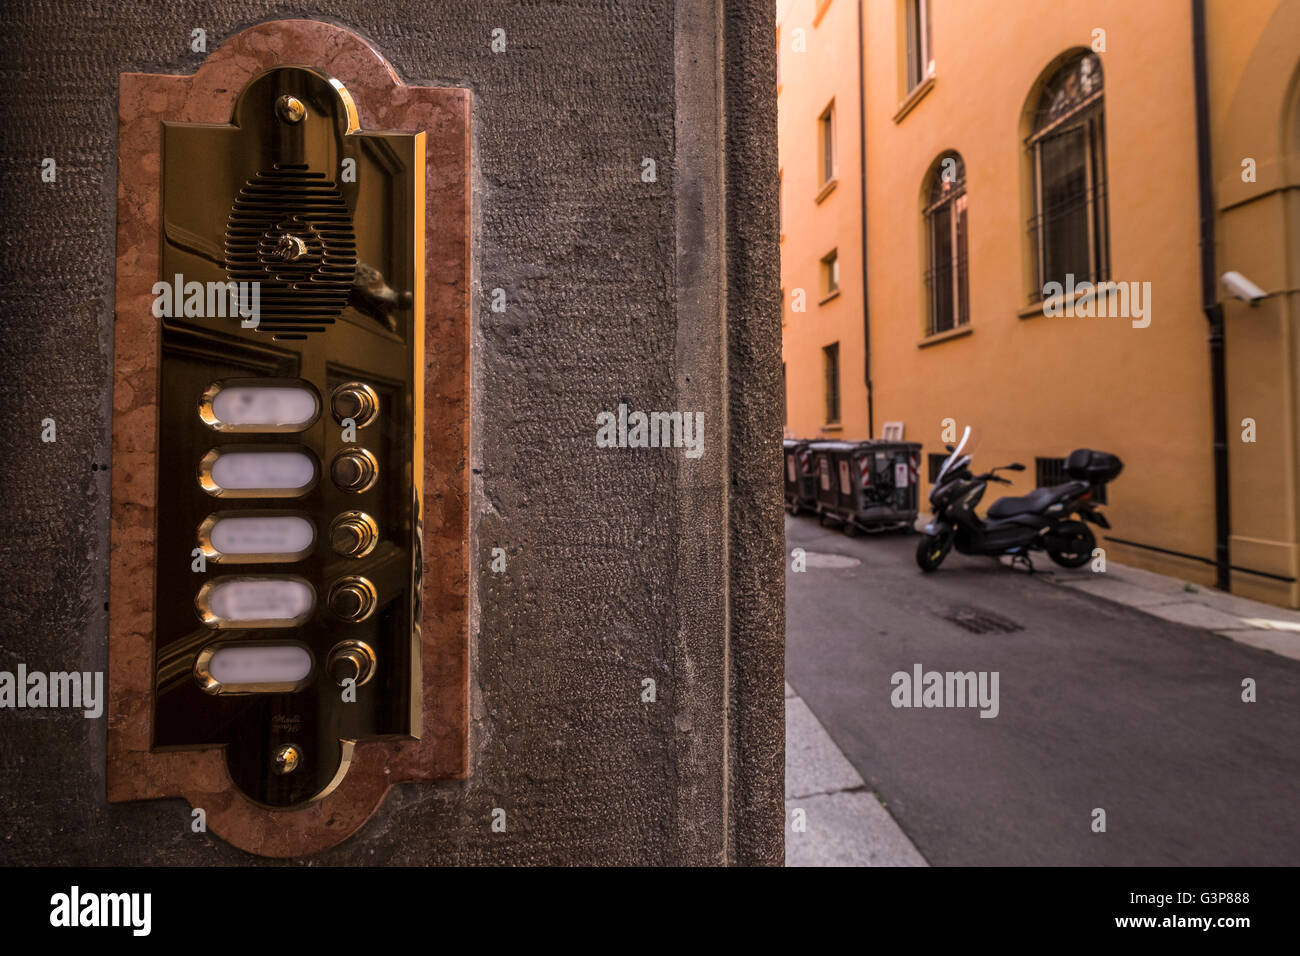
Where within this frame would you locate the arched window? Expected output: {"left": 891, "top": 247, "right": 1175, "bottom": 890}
{"left": 924, "top": 151, "right": 969, "bottom": 334}
{"left": 1028, "top": 51, "right": 1108, "bottom": 299}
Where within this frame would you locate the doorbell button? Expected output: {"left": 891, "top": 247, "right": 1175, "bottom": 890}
{"left": 330, "top": 511, "right": 379, "bottom": 557}
{"left": 326, "top": 639, "right": 377, "bottom": 687}
{"left": 331, "top": 448, "right": 378, "bottom": 493}
{"left": 330, "top": 382, "right": 379, "bottom": 428}
{"left": 328, "top": 576, "right": 377, "bottom": 622}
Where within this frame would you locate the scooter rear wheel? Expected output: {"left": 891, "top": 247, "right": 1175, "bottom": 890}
{"left": 1047, "top": 520, "right": 1095, "bottom": 568}
{"left": 916, "top": 531, "right": 953, "bottom": 572}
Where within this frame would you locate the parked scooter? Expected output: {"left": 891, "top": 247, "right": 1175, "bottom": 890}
{"left": 915, "top": 427, "right": 1123, "bottom": 572}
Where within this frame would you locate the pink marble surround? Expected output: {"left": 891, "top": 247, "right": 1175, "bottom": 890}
{"left": 109, "top": 19, "right": 471, "bottom": 857}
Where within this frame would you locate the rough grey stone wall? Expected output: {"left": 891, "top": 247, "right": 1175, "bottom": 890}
{"left": 0, "top": 1, "right": 782, "bottom": 864}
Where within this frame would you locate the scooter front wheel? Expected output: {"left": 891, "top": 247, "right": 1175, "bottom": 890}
{"left": 916, "top": 531, "right": 953, "bottom": 572}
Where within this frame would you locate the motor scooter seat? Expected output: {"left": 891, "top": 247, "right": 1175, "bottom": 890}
{"left": 986, "top": 481, "right": 1088, "bottom": 519}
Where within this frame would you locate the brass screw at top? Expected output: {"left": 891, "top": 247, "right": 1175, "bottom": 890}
{"left": 275, "top": 94, "right": 306, "bottom": 124}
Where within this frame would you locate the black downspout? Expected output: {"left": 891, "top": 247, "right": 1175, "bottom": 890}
{"left": 857, "top": 0, "right": 873, "bottom": 437}
{"left": 1191, "top": 0, "right": 1231, "bottom": 591}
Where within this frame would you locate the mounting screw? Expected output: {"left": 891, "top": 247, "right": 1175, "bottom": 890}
{"left": 275, "top": 95, "right": 306, "bottom": 124}
{"left": 272, "top": 744, "right": 302, "bottom": 775}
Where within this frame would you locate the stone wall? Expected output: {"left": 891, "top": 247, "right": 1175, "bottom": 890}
{"left": 0, "top": 1, "right": 783, "bottom": 864}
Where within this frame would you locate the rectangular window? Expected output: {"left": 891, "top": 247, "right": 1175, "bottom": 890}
{"left": 818, "top": 102, "right": 836, "bottom": 185}
{"left": 905, "top": 0, "right": 932, "bottom": 91}
{"left": 823, "top": 342, "right": 840, "bottom": 424}
{"left": 928, "top": 452, "right": 948, "bottom": 483}
{"left": 1036, "top": 455, "right": 1108, "bottom": 504}
{"left": 1035, "top": 456, "right": 1067, "bottom": 488}
{"left": 820, "top": 248, "right": 839, "bottom": 298}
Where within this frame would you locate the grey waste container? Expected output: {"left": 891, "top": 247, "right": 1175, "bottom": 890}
{"left": 808, "top": 439, "right": 921, "bottom": 534}
{"left": 783, "top": 439, "right": 818, "bottom": 515}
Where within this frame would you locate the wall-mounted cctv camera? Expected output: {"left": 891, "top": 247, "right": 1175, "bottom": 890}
{"left": 1221, "top": 271, "right": 1268, "bottom": 305}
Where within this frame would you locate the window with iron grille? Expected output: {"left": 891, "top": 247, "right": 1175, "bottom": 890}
{"left": 823, "top": 342, "right": 840, "bottom": 424}
{"left": 1036, "top": 456, "right": 1107, "bottom": 504}
{"left": 924, "top": 151, "right": 969, "bottom": 335}
{"left": 1027, "top": 51, "right": 1109, "bottom": 302}
{"left": 928, "top": 452, "right": 948, "bottom": 483}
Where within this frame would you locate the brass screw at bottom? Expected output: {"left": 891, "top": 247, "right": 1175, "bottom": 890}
{"left": 273, "top": 743, "right": 302, "bottom": 775}
{"left": 275, "top": 94, "right": 306, "bottom": 124}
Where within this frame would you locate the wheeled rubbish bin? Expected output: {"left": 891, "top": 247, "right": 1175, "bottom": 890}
{"left": 783, "top": 439, "right": 818, "bottom": 515}
{"left": 808, "top": 439, "right": 922, "bottom": 534}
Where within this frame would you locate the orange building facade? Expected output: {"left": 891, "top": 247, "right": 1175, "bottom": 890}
{"left": 779, "top": 0, "right": 1300, "bottom": 608}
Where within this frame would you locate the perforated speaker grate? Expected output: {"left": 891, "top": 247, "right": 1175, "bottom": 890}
{"left": 225, "top": 163, "right": 357, "bottom": 338}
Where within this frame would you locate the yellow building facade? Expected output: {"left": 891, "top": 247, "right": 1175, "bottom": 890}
{"left": 779, "top": 0, "right": 1300, "bottom": 607}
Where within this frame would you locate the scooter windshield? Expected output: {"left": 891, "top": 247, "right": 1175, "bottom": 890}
{"left": 934, "top": 426, "right": 972, "bottom": 486}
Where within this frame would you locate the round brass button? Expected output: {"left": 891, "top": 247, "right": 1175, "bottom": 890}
{"left": 331, "top": 448, "right": 378, "bottom": 493}
{"left": 327, "top": 640, "right": 377, "bottom": 687}
{"left": 330, "top": 382, "right": 379, "bottom": 428}
{"left": 272, "top": 743, "right": 302, "bottom": 775}
{"left": 328, "top": 576, "right": 377, "bottom": 622}
{"left": 330, "top": 511, "right": 378, "bottom": 557}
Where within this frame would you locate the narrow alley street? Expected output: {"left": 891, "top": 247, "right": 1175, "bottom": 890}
{"left": 785, "top": 515, "right": 1300, "bottom": 866}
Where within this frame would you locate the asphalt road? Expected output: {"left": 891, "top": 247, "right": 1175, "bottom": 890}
{"left": 784, "top": 514, "right": 1300, "bottom": 866}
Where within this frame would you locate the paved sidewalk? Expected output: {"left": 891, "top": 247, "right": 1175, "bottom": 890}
{"left": 1042, "top": 560, "right": 1300, "bottom": 661}
{"left": 784, "top": 682, "right": 927, "bottom": 867}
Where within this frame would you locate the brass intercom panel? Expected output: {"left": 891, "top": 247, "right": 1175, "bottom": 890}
{"left": 155, "top": 66, "right": 424, "bottom": 807}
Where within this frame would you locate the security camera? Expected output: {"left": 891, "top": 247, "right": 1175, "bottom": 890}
{"left": 1222, "top": 271, "right": 1267, "bottom": 305}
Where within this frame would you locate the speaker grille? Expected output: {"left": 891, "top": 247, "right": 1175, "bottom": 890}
{"left": 225, "top": 164, "right": 357, "bottom": 338}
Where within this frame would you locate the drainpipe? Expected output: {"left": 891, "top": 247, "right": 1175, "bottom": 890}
{"left": 857, "top": 0, "right": 874, "bottom": 437}
{"left": 1191, "top": 0, "right": 1231, "bottom": 591}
